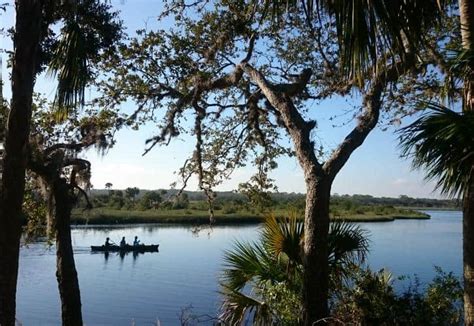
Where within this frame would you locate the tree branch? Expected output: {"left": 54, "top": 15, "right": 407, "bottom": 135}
{"left": 242, "top": 63, "right": 323, "bottom": 174}
{"left": 323, "top": 59, "right": 417, "bottom": 180}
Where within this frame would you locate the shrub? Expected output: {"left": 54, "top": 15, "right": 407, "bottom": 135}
{"left": 333, "top": 267, "right": 463, "bottom": 325}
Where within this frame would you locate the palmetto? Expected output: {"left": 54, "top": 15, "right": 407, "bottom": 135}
{"left": 219, "top": 213, "right": 369, "bottom": 325}
{"left": 400, "top": 104, "right": 474, "bottom": 322}
{"left": 399, "top": 104, "right": 474, "bottom": 198}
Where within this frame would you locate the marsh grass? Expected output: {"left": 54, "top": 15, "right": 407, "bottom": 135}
{"left": 71, "top": 207, "right": 429, "bottom": 225}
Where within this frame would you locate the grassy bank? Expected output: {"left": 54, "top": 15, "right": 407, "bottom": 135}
{"left": 71, "top": 208, "right": 430, "bottom": 225}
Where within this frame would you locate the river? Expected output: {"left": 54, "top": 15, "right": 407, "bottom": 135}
{"left": 16, "top": 210, "right": 461, "bottom": 325}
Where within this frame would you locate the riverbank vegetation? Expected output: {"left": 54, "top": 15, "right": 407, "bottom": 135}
{"left": 71, "top": 207, "right": 429, "bottom": 225}
{"left": 71, "top": 190, "right": 431, "bottom": 225}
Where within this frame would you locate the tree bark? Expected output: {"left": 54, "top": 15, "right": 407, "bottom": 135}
{"left": 302, "top": 172, "right": 331, "bottom": 325}
{"left": 0, "top": 1, "right": 42, "bottom": 324}
{"left": 459, "top": 0, "right": 474, "bottom": 113}
{"left": 464, "top": 171, "right": 474, "bottom": 326}
{"left": 53, "top": 179, "right": 83, "bottom": 326}
{"left": 459, "top": 0, "right": 474, "bottom": 324}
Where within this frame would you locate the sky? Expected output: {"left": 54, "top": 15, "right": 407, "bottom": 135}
{"left": 0, "top": 0, "right": 444, "bottom": 198}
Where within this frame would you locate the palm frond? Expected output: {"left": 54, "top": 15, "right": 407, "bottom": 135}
{"left": 222, "top": 240, "right": 286, "bottom": 291}
{"left": 399, "top": 103, "right": 474, "bottom": 198}
{"left": 328, "top": 220, "right": 370, "bottom": 267}
{"left": 448, "top": 49, "right": 474, "bottom": 80}
{"left": 261, "top": 212, "right": 304, "bottom": 265}
{"left": 440, "top": 49, "right": 474, "bottom": 104}
{"left": 219, "top": 286, "right": 273, "bottom": 326}
{"left": 261, "top": 0, "right": 446, "bottom": 84}
{"left": 48, "top": 20, "right": 89, "bottom": 119}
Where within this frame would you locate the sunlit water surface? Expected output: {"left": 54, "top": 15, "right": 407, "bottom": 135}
{"left": 16, "top": 210, "right": 461, "bottom": 325}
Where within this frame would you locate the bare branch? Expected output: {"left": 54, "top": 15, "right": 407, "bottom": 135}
{"left": 323, "top": 58, "right": 418, "bottom": 180}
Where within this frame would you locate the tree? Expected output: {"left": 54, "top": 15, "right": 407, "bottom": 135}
{"left": 251, "top": 0, "right": 459, "bottom": 322}
{"left": 139, "top": 191, "right": 162, "bottom": 210}
{"left": 276, "top": 1, "right": 473, "bottom": 322}
{"left": 105, "top": 182, "right": 113, "bottom": 189}
{"left": 97, "top": 2, "right": 452, "bottom": 323}
{"left": 399, "top": 105, "right": 474, "bottom": 323}
{"left": 0, "top": 1, "right": 121, "bottom": 324}
{"left": 125, "top": 187, "right": 140, "bottom": 201}
{"left": 28, "top": 102, "right": 116, "bottom": 325}
{"left": 457, "top": 0, "right": 474, "bottom": 322}
{"left": 219, "top": 213, "right": 368, "bottom": 324}
{"left": 109, "top": 190, "right": 125, "bottom": 209}
{"left": 172, "top": 193, "right": 189, "bottom": 210}
{"left": 0, "top": 3, "right": 43, "bottom": 323}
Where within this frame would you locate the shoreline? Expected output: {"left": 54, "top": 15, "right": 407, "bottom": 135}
{"left": 71, "top": 209, "right": 431, "bottom": 225}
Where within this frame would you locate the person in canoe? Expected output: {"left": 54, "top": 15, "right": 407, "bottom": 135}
{"left": 104, "top": 237, "right": 115, "bottom": 247}
{"left": 120, "top": 236, "right": 127, "bottom": 248}
{"left": 133, "top": 236, "right": 140, "bottom": 247}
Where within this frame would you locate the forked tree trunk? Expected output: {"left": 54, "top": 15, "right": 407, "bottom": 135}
{"left": 243, "top": 63, "right": 390, "bottom": 325}
{"left": 302, "top": 173, "right": 331, "bottom": 324}
{"left": 0, "top": 1, "right": 42, "bottom": 324}
{"left": 459, "top": 0, "right": 474, "bottom": 323}
{"left": 53, "top": 179, "right": 83, "bottom": 326}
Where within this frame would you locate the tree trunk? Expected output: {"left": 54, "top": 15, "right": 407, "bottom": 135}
{"left": 458, "top": 0, "right": 474, "bottom": 113}
{"left": 53, "top": 180, "right": 83, "bottom": 326}
{"left": 0, "top": 1, "right": 42, "bottom": 324}
{"left": 303, "top": 172, "right": 331, "bottom": 325}
{"left": 465, "top": 172, "right": 474, "bottom": 325}
{"left": 459, "top": 0, "right": 474, "bottom": 113}
{"left": 459, "top": 0, "right": 474, "bottom": 323}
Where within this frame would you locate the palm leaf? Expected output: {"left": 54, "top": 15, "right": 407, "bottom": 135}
{"left": 262, "top": 0, "right": 445, "bottom": 84}
{"left": 222, "top": 240, "right": 286, "bottom": 291}
{"left": 48, "top": 20, "right": 89, "bottom": 119}
{"left": 329, "top": 220, "right": 369, "bottom": 266}
{"left": 219, "top": 286, "right": 273, "bottom": 325}
{"left": 261, "top": 212, "right": 304, "bottom": 265}
{"left": 399, "top": 103, "right": 474, "bottom": 198}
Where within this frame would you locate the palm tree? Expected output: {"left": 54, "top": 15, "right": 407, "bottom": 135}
{"left": 0, "top": 1, "right": 121, "bottom": 324}
{"left": 458, "top": 0, "right": 474, "bottom": 113}
{"left": 457, "top": 1, "right": 474, "bottom": 319}
{"left": 399, "top": 104, "right": 474, "bottom": 323}
{"left": 219, "top": 213, "right": 369, "bottom": 325}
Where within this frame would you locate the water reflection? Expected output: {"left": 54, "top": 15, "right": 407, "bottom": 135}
{"left": 92, "top": 248, "right": 159, "bottom": 263}
{"left": 16, "top": 212, "right": 461, "bottom": 325}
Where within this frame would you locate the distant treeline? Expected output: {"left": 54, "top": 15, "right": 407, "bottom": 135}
{"left": 88, "top": 188, "right": 460, "bottom": 210}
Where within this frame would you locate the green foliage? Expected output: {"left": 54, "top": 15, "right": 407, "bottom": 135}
{"left": 124, "top": 187, "right": 140, "bottom": 201}
{"left": 260, "top": 282, "right": 301, "bottom": 325}
{"left": 399, "top": 105, "right": 474, "bottom": 198}
{"left": 219, "top": 213, "right": 369, "bottom": 324}
{"left": 238, "top": 181, "right": 275, "bottom": 213}
{"left": 45, "top": 0, "right": 122, "bottom": 114}
{"left": 22, "top": 182, "right": 48, "bottom": 241}
{"left": 108, "top": 190, "right": 125, "bottom": 209}
{"left": 263, "top": 0, "right": 452, "bottom": 86}
{"left": 172, "top": 193, "right": 190, "bottom": 210}
{"left": 334, "top": 267, "right": 463, "bottom": 325}
{"left": 139, "top": 191, "right": 162, "bottom": 210}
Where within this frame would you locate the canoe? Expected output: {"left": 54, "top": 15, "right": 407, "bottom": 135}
{"left": 90, "top": 244, "right": 159, "bottom": 252}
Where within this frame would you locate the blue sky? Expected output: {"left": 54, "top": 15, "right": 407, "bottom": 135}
{"left": 1, "top": 0, "right": 442, "bottom": 198}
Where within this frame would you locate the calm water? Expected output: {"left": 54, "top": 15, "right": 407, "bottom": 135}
{"left": 16, "top": 210, "right": 461, "bottom": 325}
